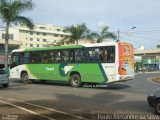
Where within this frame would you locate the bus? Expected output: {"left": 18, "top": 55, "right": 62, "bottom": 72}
{"left": 10, "top": 41, "right": 134, "bottom": 87}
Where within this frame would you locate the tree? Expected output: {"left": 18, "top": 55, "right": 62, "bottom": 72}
{"left": 62, "top": 23, "right": 90, "bottom": 45}
{"left": 0, "top": 0, "right": 35, "bottom": 70}
{"left": 89, "top": 26, "right": 117, "bottom": 43}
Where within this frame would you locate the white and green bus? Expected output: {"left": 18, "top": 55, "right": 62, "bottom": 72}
{"left": 10, "top": 41, "right": 134, "bottom": 87}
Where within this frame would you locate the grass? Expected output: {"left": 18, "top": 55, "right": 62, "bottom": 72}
{"left": 152, "top": 77, "right": 160, "bottom": 83}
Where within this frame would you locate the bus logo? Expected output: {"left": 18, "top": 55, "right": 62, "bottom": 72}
{"left": 59, "top": 64, "right": 74, "bottom": 77}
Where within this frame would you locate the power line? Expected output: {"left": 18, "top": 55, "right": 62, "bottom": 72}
{"left": 128, "top": 35, "right": 160, "bottom": 42}
{"left": 120, "top": 37, "right": 156, "bottom": 47}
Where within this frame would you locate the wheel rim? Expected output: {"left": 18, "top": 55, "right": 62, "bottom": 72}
{"left": 72, "top": 77, "right": 78, "bottom": 86}
{"left": 22, "top": 74, "right": 28, "bottom": 82}
{"left": 157, "top": 102, "right": 160, "bottom": 114}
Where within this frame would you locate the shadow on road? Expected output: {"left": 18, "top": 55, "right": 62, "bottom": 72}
{"left": 9, "top": 79, "right": 131, "bottom": 91}
{"left": 21, "top": 92, "right": 157, "bottom": 119}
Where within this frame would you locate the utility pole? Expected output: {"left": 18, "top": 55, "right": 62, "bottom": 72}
{"left": 117, "top": 27, "right": 136, "bottom": 42}
{"left": 117, "top": 29, "right": 120, "bottom": 42}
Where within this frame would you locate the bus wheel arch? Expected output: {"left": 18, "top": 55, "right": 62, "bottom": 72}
{"left": 21, "top": 71, "right": 32, "bottom": 84}
{"left": 69, "top": 72, "right": 81, "bottom": 87}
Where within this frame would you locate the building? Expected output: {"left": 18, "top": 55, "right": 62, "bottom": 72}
{"left": 134, "top": 47, "right": 160, "bottom": 70}
{"left": 0, "top": 23, "right": 70, "bottom": 68}
{"left": 15, "top": 24, "right": 70, "bottom": 48}
{"left": 0, "top": 27, "right": 21, "bottom": 68}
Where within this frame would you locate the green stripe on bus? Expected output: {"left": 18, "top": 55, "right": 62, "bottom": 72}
{"left": 98, "top": 63, "right": 108, "bottom": 83}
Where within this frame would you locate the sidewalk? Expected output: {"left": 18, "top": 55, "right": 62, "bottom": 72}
{"left": 135, "top": 70, "right": 160, "bottom": 74}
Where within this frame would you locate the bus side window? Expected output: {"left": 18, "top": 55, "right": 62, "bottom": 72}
{"left": 69, "top": 50, "right": 75, "bottom": 62}
{"left": 42, "top": 52, "right": 48, "bottom": 63}
{"left": 30, "top": 52, "right": 42, "bottom": 63}
{"left": 23, "top": 53, "right": 30, "bottom": 64}
{"left": 99, "top": 48, "right": 105, "bottom": 62}
{"left": 104, "top": 46, "right": 115, "bottom": 63}
{"left": 75, "top": 49, "right": 83, "bottom": 62}
{"left": 55, "top": 51, "right": 61, "bottom": 62}
{"left": 19, "top": 53, "right": 24, "bottom": 64}
{"left": 85, "top": 48, "right": 102, "bottom": 62}
{"left": 47, "top": 52, "right": 55, "bottom": 62}
{"left": 61, "top": 51, "right": 69, "bottom": 62}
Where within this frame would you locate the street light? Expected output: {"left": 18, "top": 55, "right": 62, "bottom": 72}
{"left": 117, "top": 27, "right": 136, "bottom": 42}
{"left": 131, "top": 27, "right": 136, "bottom": 29}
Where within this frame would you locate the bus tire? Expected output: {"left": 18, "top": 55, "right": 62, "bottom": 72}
{"left": 21, "top": 72, "right": 32, "bottom": 84}
{"left": 2, "top": 84, "right": 8, "bottom": 88}
{"left": 156, "top": 100, "right": 160, "bottom": 115}
{"left": 70, "top": 74, "right": 81, "bottom": 87}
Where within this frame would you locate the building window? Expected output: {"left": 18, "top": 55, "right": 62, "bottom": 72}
{"left": 54, "top": 34, "right": 58, "bottom": 37}
{"left": 39, "top": 27, "right": 46, "bottom": 30}
{"left": 30, "top": 38, "right": 33, "bottom": 41}
{"left": 43, "top": 39, "right": 47, "bottom": 42}
{"left": 37, "top": 44, "right": 39, "bottom": 47}
{"left": 57, "top": 29, "right": 60, "bottom": 31}
{"left": 43, "top": 33, "right": 46, "bottom": 36}
{"left": 2, "top": 34, "right": 14, "bottom": 40}
{"left": 37, "top": 32, "right": 39, "bottom": 35}
{"left": 37, "top": 38, "right": 40, "bottom": 41}
{"left": 10, "top": 34, "right": 13, "bottom": 40}
{"left": 30, "top": 44, "right": 33, "bottom": 47}
{"left": 30, "top": 32, "right": 33, "bottom": 35}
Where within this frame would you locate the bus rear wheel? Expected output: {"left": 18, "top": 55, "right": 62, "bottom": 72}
{"left": 70, "top": 74, "right": 81, "bottom": 87}
{"left": 21, "top": 72, "right": 32, "bottom": 84}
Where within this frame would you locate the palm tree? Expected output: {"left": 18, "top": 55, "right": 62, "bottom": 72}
{"left": 62, "top": 23, "right": 90, "bottom": 45}
{"left": 0, "top": 0, "right": 35, "bottom": 71}
{"left": 89, "top": 26, "right": 117, "bottom": 43}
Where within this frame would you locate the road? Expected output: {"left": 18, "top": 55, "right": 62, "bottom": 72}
{"left": 0, "top": 73, "right": 160, "bottom": 120}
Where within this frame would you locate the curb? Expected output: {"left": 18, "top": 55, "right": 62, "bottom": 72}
{"left": 135, "top": 71, "right": 160, "bottom": 74}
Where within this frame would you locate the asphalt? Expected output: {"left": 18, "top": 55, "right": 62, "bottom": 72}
{"left": 0, "top": 72, "right": 159, "bottom": 120}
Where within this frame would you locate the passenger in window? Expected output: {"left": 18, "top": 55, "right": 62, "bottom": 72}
{"left": 99, "top": 48, "right": 104, "bottom": 62}
{"left": 31, "top": 59, "right": 35, "bottom": 63}
{"left": 110, "top": 53, "right": 114, "bottom": 63}
{"left": 43, "top": 56, "right": 48, "bottom": 63}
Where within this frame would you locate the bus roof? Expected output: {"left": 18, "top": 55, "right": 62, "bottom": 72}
{"left": 12, "top": 41, "right": 131, "bottom": 53}
{"left": 12, "top": 45, "right": 84, "bottom": 52}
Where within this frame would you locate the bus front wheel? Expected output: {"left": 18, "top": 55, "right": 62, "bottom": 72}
{"left": 21, "top": 72, "right": 32, "bottom": 84}
{"left": 156, "top": 100, "right": 160, "bottom": 115}
{"left": 70, "top": 74, "right": 81, "bottom": 87}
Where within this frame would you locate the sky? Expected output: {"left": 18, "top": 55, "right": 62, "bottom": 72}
{"left": 23, "top": 0, "right": 160, "bottom": 49}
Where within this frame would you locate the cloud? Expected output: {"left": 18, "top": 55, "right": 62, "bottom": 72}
{"left": 98, "top": 21, "right": 108, "bottom": 29}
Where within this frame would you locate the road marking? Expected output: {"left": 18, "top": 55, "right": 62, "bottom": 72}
{"left": 147, "top": 78, "right": 160, "bottom": 84}
{"left": 0, "top": 100, "right": 55, "bottom": 120}
{"left": 0, "top": 96, "right": 89, "bottom": 120}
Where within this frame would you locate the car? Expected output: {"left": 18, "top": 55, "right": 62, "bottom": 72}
{"left": 147, "top": 88, "right": 160, "bottom": 115}
{"left": 0, "top": 69, "right": 9, "bottom": 88}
